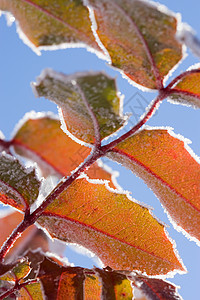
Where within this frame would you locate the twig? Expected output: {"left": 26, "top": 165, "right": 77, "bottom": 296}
{"left": 0, "top": 87, "right": 171, "bottom": 263}
{"left": 0, "top": 279, "right": 38, "bottom": 300}
{"left": 166, "top": 69, "right": 200, "bottom": 89}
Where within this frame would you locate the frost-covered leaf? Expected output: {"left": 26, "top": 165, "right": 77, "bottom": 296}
{"left": 0, "top": 259, "right": 31, "bottom": 282}
{"left": 0, "top": 0, "right": 101, "bottom": 53}
{"left": 38, "top": 178, "right": 184, "bottom": 275}
{"left": 32, "top": 70, "right": 125, "bottom": 144}
{"left": 133, "top": 275, "right": 182, "bottom": 300}
{"left": 13, "top": 116, "right": 116, "bottom": 187}
{"left": 107, "top": 128, "right": 200, "bottom": 243}
{"left": 87, "top": 0, "right": 182, "bottom": 89}
{"left": 0, "top": 153, "right": 41, "bottom": 210}
{"left": 169, "top": 68, "right": 200, "bottom": 108}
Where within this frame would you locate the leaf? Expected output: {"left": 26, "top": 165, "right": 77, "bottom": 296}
{"left": 0, "top": 0, "right": 101, "bottom": 53}
{"left": 18, "top": 282, "right": 44, "bottom": 300}
{"left": 107, "top": 128, "right": 200, "bottom": 243}
{"left": 169, "top": 68, "right": 200, "bottom": 108}
{"left": 0, "top": 153, "right": 40, "bottom": 210}
{"left": 96, "top": 267, "right": 133, "bottom": 300}
{"left": 133, "top": 275, "right": 182, "bottom": 300}
{"left": 37, "top": 178, "right": 184, "bottom": 275}
{"left": 84, "top": 274, "right": 102, "bottom": 300}
{"left": 0, "top": 210, "right": 49, "bottom": 262}
{"left": 0, "top": 259, "right": 31, "bottom": 282}
{"left": 0, "top": 250, "right": 181, "bottom": 300}
{"left": 25, "top": 252, "right": 85, "bottom": 300}
{"left": 87, "top": 0, "right": 182, "bottom": 90}
{"left": 32, "top": 69, "right": 125, "bottom": 144}
{"left": 12, "top": 116, "right": 116, "bottom": 187}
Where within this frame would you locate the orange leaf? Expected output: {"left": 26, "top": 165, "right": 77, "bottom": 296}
{"left": 38, "top": 178, "right": 184, "bottom": 275}
{"left": 18, "top": 282, "right": 44, "bottom": 300}
{"left": 13, "top": 115, "right": 116, "bottom": 187}
{"left": 169, "top": 68, "right": 200, "bottom": 108}
{"left": 0, "top": 210, "right": 49, "bottom": 262}
{"left": 0, "top": 0, "right": 101, "bottom": 53}
{"left": 107, "top": 128, "right": 200, "bottom": 243}
{"left": 84, "top": 274, "right": 102, "bottom": 300}
{"left": 87, "top": 0, "right": 182, "bottom": 89}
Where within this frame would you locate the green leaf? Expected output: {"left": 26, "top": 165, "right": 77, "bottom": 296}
{"left": 38, "top": 178, "right": 184, "bottom": 275}
{"left": 0, "top": 259, "right": 31, "bottom": 282}
{"left": 0, "top": 0, "right": 101, "bottom": 53}
{"left": 87, "top": 0, "right": 183, "bottom": 89}
{"left": 33, "top": 69, "right": 126, "bottom": 144}
{"left": 0, "top": 153, "right": 41, "bottom": 210}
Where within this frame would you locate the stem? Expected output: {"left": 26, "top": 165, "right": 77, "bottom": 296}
{"left": 0, "top": 139, "right": 12, "bottom": 155}
{"left": 102, "top": 90, "right": 167, "bottom": 151}
{"left": 0, "top": 148, "right": 102, "bottom": 262}
{"left": 166, "top": 69, "right": 200, "bottom": 89}
{"left": 0, "top": 220, "right": 29, "bottom": 263}
{"left": 0, "top": 279, "right": 38, "bottom": 300}
{"left": 0, "top": 88, "right": 170, "bottom": 263}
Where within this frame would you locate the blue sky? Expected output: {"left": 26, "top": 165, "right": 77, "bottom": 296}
{"left": 0, "top": 1, "right": 200, "bottom": 299}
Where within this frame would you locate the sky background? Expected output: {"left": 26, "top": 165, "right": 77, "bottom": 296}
{"left": 0, "top": 1, "right": 200, "bottom": 299}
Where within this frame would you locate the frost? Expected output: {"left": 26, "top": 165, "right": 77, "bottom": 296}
{"left": 0, "top": 152, "right": 41, "bottom": 208}
{"left": 33, "top": 68, "right": 126, "bottom": 145}
{"left": 177, "top": 22, "right": 200, "bottom": 59}
{"left": 15, "top": 21, "right": 41, "bottom": 56}
{"left": 84, "top": 1, "right": 111, "bottom": 63}
{"left": 163, "top": 205, "right": 200, "bottom": 248}
{"left": 4, "top": 12, "right": 15, "bottom": 27}
{"left": 96, "top": 159, "right": 121, "bottom": 190}
{"left": 0, "top": 130, "right": 5, "bottom": 140}
{"left": 58, "top": 107, "right": 93, "bottom": 148}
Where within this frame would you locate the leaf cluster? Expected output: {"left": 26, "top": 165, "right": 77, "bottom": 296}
{"left": 0, "top": 0, "right": 200, "bottom": 299}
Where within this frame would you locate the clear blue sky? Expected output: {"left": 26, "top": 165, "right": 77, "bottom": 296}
{"left": 0, "top": 1, "right": 200, "bottom": 299}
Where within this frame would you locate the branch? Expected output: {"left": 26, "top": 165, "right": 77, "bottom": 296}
{"left": 101, "top": 89, "right": 168, "bottom": 152}
{"left": 0, "top": 279, "right": 38, "bottom": 300}
{"left": 0, "top": 87, "right": 171, "bottom": 262}
{"left": 0, "top": 149, "right": 102, "bottom": 262}
{"left": 166, "top": 69, "right": 200, "bottom": 89}
{"left": 0, "top": 139, "right": 12, "bottom": 155}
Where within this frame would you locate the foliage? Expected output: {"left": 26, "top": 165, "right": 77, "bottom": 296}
{"left": 0, "top": 0, "right": 200, "bottom": 299}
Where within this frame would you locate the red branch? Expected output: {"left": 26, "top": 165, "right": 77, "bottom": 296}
{"left": 0, "top": 279, "right": 38, "bottom": 300}
{"left": 166, "top": 68, "right": 200, "bottom": 89}
{"left": 0, "top": 88, "right": 170, "bottom": 263}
